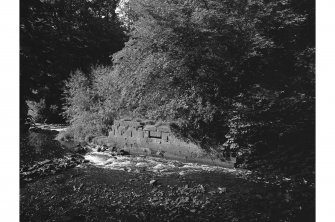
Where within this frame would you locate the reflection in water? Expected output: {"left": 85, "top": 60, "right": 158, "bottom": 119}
{"left": 20, "top": 130, "right": 67, "bottom": 165}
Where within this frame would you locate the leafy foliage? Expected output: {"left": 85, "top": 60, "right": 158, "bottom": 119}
{"left": 27, "top": 99, "right": 60, "bottom": 123}
{"left": 92, "top": 0, "right": 314, "bottom": 180}
{"left": 20, "top": 0, "right": 127, "bottom": 126}
{"left": 110, "top": 1, "right": 312, "bottom": 138}
{"left": 61, "top": 0, "right": 314, "bottom": 183}
{"left": 62, "top": 66, "right": 121, "bottom": 141}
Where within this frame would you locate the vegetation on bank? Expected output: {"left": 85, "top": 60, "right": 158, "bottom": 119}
{"left": 21, "top": 2, "right": 314, "bottom": 212}
{"left": 58, "top": 0, "right": 314, "bottom": 182}
{"left": 20, "top": 0, "right": 127, "bottom": 127}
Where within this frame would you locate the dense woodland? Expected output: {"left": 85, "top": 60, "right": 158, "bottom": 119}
{"left": 20, "top": 0, "right": 127, "bottom": 126}
{"left": 21, "top": 0, "right": 314, "bottom": 187}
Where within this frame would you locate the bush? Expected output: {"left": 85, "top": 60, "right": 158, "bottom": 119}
{"left": 84, "top": 134, "right": 96, "bottom": 143}
{"left": 62, "top": 67, "right": 121, "bottom": 141}
{"left": 55, "top": 130, "right": 73, "bottom": 142}
{"left": 27, "top": 99, "right": 48, "bottom": 123}
{"left": 112, "top": 0, "right": 315, "bottom": 175}
{"left": 61, "top": 0, "right": 315, "bottom": 182}
{"left": 27, "top": 99, "right": 63, "bottom": 124}
{"left": 231, "top": 89, "right": 315, "bottom": 181}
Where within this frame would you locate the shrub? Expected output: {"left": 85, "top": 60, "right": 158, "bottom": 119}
{"left": 27, "top": 99, "right": 48, "bottom": 123}
{"left": 62, "top": 66, "right": 121, "bottom": 141}
{"left": 114, "top": 0, "right": 315, "bottom": 168}
{"left": 61, "top": 0, "right": 315, "bottom": 183}
{"left": 55, "top": 130, "right": 73, "bottom": 141}
{"left": 84, "top": 134, "right": 96, "bottom": 143}
{"left": 27, "top": 99, "right": 63, "bottom": 124}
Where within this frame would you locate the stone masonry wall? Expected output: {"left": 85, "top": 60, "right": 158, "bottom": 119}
{"left": 104, "top": 120, "right": 235, "bottom": 167}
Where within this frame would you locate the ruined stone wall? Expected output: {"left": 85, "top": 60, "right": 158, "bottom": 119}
{"left": 104, "top": 120, "right": 235, "bottom": 167}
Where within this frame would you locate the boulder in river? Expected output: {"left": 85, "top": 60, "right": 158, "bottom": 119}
{"left": 150, "top": 180, "right": 158, "bottom": 186}
{"left": 119, "top": 150, "right": 130, "bottom": 156}
{"left": 102, "top": 145, "right": 108, "bottom": 152}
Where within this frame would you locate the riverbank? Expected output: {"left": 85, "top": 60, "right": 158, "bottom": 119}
{"left": 20, "top": 126, "right": 314, "bottom": 221}
{"left": 19, "top": 162, "right": 284, "bottom": 222}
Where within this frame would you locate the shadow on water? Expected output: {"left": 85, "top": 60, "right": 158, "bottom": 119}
{"left": 20, "top": 128, "right": 75, "bottom": 166}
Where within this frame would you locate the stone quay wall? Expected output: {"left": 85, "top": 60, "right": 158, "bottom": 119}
{"left": 100, "top": 120, "right": 235, "bottom": 167}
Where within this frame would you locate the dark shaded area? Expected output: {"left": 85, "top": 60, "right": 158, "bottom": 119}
{"left": 20, "top": 0, "right": 127, "bottom": 126}
{"left": 20, "top": 126, "right": 85, "bottom": 166}
{"left": 20, "top": 128, "right": 65, "bottom": 165}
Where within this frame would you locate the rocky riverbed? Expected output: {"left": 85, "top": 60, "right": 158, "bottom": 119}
{"left": 20, "top": 128, "right": 314, "bottom": 222}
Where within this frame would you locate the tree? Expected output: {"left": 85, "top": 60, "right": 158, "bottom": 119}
{"left": 62, "top": 66, "right": 121, "bottom": 140}
{"left": 20, "top": 0, "right": 127, "bottom": 127}
{"left": 61, "top": 0, "right": 315, "bottom": 181}
{"left": 108, "top": 0, "right": 314, "bottom": 174}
